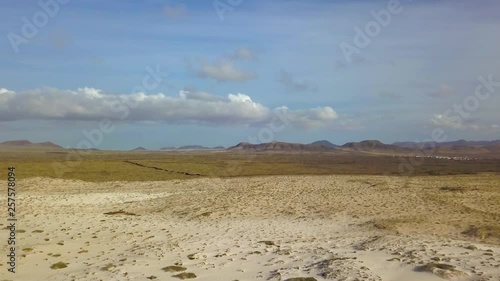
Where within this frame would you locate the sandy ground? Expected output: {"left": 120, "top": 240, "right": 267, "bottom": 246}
{"left": 1, "top": 175, "right": 500, "bottom": 281}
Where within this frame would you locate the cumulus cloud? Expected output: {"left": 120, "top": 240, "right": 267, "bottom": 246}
{"left": 0, "top": 87, "right": 337, "bottom": 129}
{"left": 278, "top": 70, "right": 318, "bottom": 93}
{"left": 0, "top": 88, "right": 14, "bottom": 95}
{"left": 275, "top": 106, "right": 338, "bottom": 129}
{"left": 178, "top": 90, "right": 225, "bottom": 102}
{"left": 430, "top": 114, "right": 484, "bottom": 130}
{"left": 430, "top": 114, "right": 460, "bottom": 129}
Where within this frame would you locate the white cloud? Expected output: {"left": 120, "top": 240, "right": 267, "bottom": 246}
{"left": 0, "top": 87, "right": 337, "bottom": 129}
{"left": 196, "top": 61, "right": 256, "bottom": 82}
{"left": 430, "top": 114, "right": 486, "bottom": 130}
{"left": 430, "top": 114, "right": 461, "bottom": 129}
{"left": 0, "top": 88, "right": 14, "bottom": 95}
{"left": 228, "top": 93, "right": 253, "bottom": 103}
{"left": 275, "top": 106, "right": 338, "bottom": 129}
{"left": 179, "top": 90, "right": 225, "bottom": 102}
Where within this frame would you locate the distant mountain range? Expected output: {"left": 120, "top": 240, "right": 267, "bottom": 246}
{"left": 228, "top": 139, "right": 500, "bottom": 155}
{"left": 228, "top": 140, "right": 338, "bottom": 152}
{"left": 160, "top": 145, "right": 226, "bottom": 151}
{"left": 2, "top": 139, "right": 499, "bottom": 155}
{"left": 342, "top": 140, "right": 407, "bottom": 151}
{"left": 130, "top": 145, "right": 227, "bottom": 151}
{"left": 0, "top": 140, "right": 63, "bottom": 149}
{"left": 227, "top": 140, "right": 409, "bottom": 153}
{"left": 310, "top": 140, "right": 339, "bottom": 148}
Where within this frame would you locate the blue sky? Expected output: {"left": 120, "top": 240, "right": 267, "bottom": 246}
{"left": 1, "top": 0, "right": 499, "bottom": 149}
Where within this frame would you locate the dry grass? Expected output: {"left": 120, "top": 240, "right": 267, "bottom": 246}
{"left": 462, "top": 225, "right": 500, "bottom": 240}
{"left": 1, "top": 148, "right": 499, "bottom": 182}
{"left": 103, "top": 210, "right": 138, "bottom": 216}
{"left": 369, "top": 217, "right": 425, "bottom": 233}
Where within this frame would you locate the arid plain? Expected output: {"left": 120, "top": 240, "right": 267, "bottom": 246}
{"left": 1, "top": 147, "right": 500, "bottom": 281}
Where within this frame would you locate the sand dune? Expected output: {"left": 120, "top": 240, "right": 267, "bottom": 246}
{"left": 1, "top": 175, "right": 499, "bottom": 280}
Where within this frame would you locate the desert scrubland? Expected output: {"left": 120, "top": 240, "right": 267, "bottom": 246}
{"left": 1, "top": 173, "right": 499, "bottom": 280}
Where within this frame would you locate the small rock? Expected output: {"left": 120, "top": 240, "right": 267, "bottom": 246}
{"left": 464, "top": 245, "right": 478, "bottom": 250}
{"left": 415, "top": 263, "right": 456, "bottom": 272}
{"left": 187, "top": 253, "right": 205, "bottom": 260}
{"left": 415, "top": 263, "right": 468, "bottom": 280}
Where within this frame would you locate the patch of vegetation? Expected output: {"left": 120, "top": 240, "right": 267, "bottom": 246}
{"left": 415, "top": 263, "right": 456, "bottom": 272}
{"left": 414, "top": 263, "right": 468, "bottom": 279}
{"left": 101, "top": 263, "right": 116, "bottom": 271}
{"left": 50, "top": 262, "right": 68, "bottom": 269}
{"left": 172, "top": 272, "right": 197, "bottom": 279}
{"left": 187, "top": 253, "right": 201, "bottom": 260}
{"left": 1, "top": 148, "right": 498, "bottom": 182}
{"left": 462, "top": 225, "right": 500, "bottom": 240}
{"left": 368, "top": 217, "right": 424, "bottom": 233}
{"left": 440, "top": 186, "right": 466, "bottom": 192}
{"left": 103, "top": 210, "right": 138, "bottom": 216}
{"left": 258, "top": 240, "right": 276, "bottom": 246}
{"left": 162, "top": 265, "right": 187, "bottom": 272}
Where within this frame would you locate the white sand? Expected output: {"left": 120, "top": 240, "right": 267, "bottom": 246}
{"left": 1, "top": 175, "right": 499, "bottom": 280}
